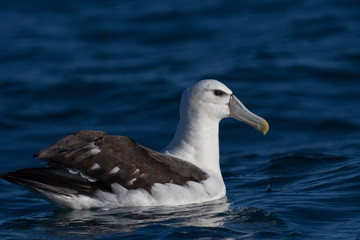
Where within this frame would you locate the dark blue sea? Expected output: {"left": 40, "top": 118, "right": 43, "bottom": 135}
{"left": 1, "top": 0, "right": 360, "bottom": 239}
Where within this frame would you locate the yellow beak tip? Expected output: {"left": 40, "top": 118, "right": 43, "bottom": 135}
{"left": 261, "top": 119, "right": 269, "bottom": 135}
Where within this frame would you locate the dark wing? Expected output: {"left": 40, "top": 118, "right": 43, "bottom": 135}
{"left": 1, "top": 167, "right": 110, "bottom": 196}
{"left": 2, "top": 130, "right": 208, "bottom": 196}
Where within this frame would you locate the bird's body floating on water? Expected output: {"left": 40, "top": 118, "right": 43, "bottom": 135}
{"left": 1, "top": 80, "right": 269, "bottom": 209}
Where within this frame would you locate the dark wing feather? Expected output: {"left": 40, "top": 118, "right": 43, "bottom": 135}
{"left": 1, "top": 168, "right": 111, "bottom": 196}
{"left": 5, "top": 130, "right": 208, "bottom": 196}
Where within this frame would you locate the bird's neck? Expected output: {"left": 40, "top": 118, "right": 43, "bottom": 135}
{"left": 163, "top": 113, "right": 222, "bottom": 179}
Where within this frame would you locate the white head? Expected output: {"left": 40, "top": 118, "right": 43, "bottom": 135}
{"left": 180, "top": 80, "right": 232, "bottom": 123}
{"left": 180, "top": 79, "right": 269, "bottom": 133}
{"left": 164, "top": 79, "right": 269, "bottom": 178}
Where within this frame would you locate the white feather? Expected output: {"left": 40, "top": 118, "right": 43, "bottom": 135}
{"left": 35, "top": 176, "right": 225, "bottom": 209}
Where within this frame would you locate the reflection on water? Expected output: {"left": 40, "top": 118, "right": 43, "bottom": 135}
{"left": 1, "top": 197, "right": 287, "bottom": 238}
{"left": 48, "top": 198, "right": 230, "bottom": 236}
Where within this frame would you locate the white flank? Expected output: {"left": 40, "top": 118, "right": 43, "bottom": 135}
{"left": 36, "top": 176, "right": 225, "bottom": 209}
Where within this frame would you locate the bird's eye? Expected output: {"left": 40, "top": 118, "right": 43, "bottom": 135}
{"left": 213, "top": 89, "right": 225, "bottom": 96}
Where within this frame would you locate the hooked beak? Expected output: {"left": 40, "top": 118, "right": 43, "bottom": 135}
{"left": 229, "top": 95, "right": 269, "bottom": 135}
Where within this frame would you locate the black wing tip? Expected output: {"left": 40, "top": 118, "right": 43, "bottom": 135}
{"left": 2, "top": 167, "right": 114, "bottom": 196}
{"left": 1, "top": 170, "right": 28, "bottom": 186}
{"left": 0, "top": 172, "right": 10, "bottom": 181}
{"left": 1, "top": 169, "right": 27, "bottom": 181}
{"left": 0, "top": 169, "right": 73, "bottom": 197}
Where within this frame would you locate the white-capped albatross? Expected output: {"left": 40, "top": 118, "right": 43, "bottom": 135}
{"left": 1, "top": 79, "right": 269, "bottom": 209}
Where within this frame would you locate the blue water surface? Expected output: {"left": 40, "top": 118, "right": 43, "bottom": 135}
{"left": 0, "top": 0, "right": 360, "bottom": 239}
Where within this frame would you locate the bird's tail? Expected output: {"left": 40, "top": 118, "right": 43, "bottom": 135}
{"left": 1, "top": 168, "right": 110, "bottom": 197}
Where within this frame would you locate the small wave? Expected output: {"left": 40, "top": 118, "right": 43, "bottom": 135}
{"left": 264, "top": 150, "right": 348, "bottom": 175}
{"left": 314, "top": 119, "right": 360, "bottom": 133}
{"left": 232, "top": 206, "right": 285, "bottom": 226}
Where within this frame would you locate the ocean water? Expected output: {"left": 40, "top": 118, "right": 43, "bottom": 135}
{"left": 0, "top": 0, "right": 360, "bottom": 239}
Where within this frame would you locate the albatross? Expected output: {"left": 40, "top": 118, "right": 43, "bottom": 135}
{"left": 1, "top": 79, "right": 269, "bottom": 209}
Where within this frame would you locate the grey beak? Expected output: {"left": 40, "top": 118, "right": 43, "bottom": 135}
{"left": 229, "top": 95, "right": 269, "bottom": 135}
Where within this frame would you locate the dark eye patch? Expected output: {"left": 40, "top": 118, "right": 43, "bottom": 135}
{"left": 213, "top": 89, "right": 225, "bottom": 96}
